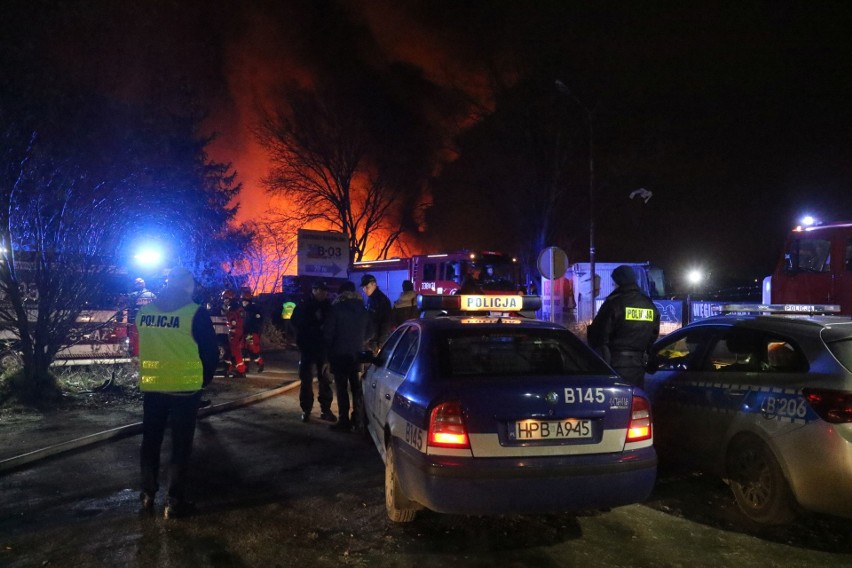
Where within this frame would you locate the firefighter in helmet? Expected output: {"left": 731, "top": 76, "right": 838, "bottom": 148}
{"left": 132, "top": 278, "right": 156, "bottom": 309}
{"left": 222, "top": 289, "right": 247, "bottom": 378}
{"left": 240, "top": 289, "right": 264, "bottom": 373}
{"left": 128, "top": 278, "right": 157, "bottom": 357}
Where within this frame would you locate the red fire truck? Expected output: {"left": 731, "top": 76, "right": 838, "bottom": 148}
{"left": 348, "top": 251, "right": 522, "bottom": 297}
{"left": 765, "top": 220, "right": 852, "bottom": 315}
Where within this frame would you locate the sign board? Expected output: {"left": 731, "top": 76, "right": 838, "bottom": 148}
{"left": 297, "top": 229, "right": 348, "bottom": 278}
{"left": 537, "top": 247, "right": 568, "bottom": 280}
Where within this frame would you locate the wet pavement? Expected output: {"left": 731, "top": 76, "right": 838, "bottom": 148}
{"left": 2, "top": 349, "right": 852, "bottom": 568}
{"left": 0, "top": 350, "right": 300, "bottom": 470}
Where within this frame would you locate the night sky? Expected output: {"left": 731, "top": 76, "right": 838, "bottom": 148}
{"left": 7, "top": 1, "right": 852, "bottom": 290}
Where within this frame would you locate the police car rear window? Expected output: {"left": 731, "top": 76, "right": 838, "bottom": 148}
{"left": 437, "top": 328, "right": 610, "bottom": 377}
{"left": 827, "top": 338, "right": 852, "bottom": 373}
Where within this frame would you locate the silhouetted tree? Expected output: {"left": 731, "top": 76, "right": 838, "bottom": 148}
{"left": 255, "top": 66, "right": 452, "bottom": 262}
{"left": 0, "top": 78, "right": 245, "bottom": 402}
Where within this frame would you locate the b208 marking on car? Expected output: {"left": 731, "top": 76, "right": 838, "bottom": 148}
{"left": 679, "top": 381, "right": 817, "bottom": 424}
{"left": 760, "top": 395, "right": 808, "bottom": 420}
{"left": 564, "top": 387, "right": 606, "bottom": 404}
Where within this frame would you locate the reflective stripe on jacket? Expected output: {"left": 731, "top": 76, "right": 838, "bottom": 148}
{"left": 137, "top": 302, "right": 204, "bottom": 392}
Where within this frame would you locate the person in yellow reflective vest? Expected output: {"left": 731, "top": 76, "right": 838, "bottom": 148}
{"left": 136, "top": 267, "right": 218, "bottom": 519}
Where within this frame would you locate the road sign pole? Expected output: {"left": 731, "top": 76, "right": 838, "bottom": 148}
{"left": 537, "top": 246, "right": 567, "bottom": 324}
{"left": 549, "top": 250, "right": 555, "bottom": 323}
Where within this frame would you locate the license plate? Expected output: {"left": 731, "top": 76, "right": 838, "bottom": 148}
{"left": 513, "top": 419, "right": 592, "bottom": 440}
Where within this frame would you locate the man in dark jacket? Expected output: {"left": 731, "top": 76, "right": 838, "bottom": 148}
{"left": 290, "top": 281, "right": 335, "bottom": 423}
{"left": 360, "top": 274, "right": 392, "bottom": 352}
{"left": 324, "top": 281, "right": 368, "bottom": 432}
{"left": 587, "top": 265, "right": 660, "bottom": 388}
{"left": 392, "top": 279, "right": 419, "bottom": 327}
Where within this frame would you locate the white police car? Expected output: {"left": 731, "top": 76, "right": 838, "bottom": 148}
{"left": 644, "top": 305, "right": 852, "bottom": 524}
{"left": 361, "top": 294, "right": 657, "bottom": 522}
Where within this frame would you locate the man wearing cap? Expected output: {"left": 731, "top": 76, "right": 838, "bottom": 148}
{"left": 360, "top": 274, "right": 392, "bottom": 352}
{"left": 587, "top": 265, "right": 660, "bottom": 388}
{"left": 136, "top": 267, "right": 218, "bottom": 519}
{"left": 290, "top": 280, "right": 336, "bottom": 423}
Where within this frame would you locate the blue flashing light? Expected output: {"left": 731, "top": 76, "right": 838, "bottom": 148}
{"left": 134, "top": 248, "right": 163, "bottom": 268}
{"left": 801, "top": 215, "right": 817, "bottom": 227}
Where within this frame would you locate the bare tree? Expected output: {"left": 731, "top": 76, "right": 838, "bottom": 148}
{"left": 255, "top": 83, "right": 410, "bottom": 263}
{"left": 0, "top": 88, "right": 246, "bottom": 401}
{"left": 235, "top": 219, "right": 297, "bottom": 294}
{"left": 0, "top": 132, "right": 128, "bottom": 399}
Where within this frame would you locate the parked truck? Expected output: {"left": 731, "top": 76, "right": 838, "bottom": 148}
{"left": 348, "top": 250, "right": 522, "bottom": 298}
{"left": 546, "top": 262, "right": 668, "bottom": 323}
{"left": 763, "top": 220, "right": 852, "bottom": 315}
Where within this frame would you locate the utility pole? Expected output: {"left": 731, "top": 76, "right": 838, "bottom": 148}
{"left": 555, "top": 80, "right": 597, "bottom": 320}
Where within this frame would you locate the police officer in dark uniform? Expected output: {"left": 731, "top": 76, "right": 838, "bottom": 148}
{"left": 290, "top": 280, "right": 336, "bottom": 423}
{"left": 587, "top": 265, "right": 660, "bottom": 387}
{"left": 360, "top": 274, "right": 392, "bottom": 352}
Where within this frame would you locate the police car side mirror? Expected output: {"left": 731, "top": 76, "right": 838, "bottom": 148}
{"left": 358, "top": 350, "right": 383, "bottom": 367}
{"left": 645, "top": 354, "right": 659, "bottom": 374}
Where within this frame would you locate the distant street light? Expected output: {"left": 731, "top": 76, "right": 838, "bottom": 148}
{"left": 555, "top": 80, "right": 597, "bottom": 318}
{"left": 685, "top": 268, "right": 705, "bottom": 324}
{"left": 686, "top": 269, "right": 704, "bottom": 286}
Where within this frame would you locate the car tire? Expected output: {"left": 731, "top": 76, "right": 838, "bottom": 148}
{"left": 385, "top": 442, "right": 417, "bottom": 523}
{"left": 726, "top": 436, "right": 796, "bottom": 525}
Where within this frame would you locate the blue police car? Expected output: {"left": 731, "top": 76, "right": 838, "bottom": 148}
{"left": 644, "top": 307, "right": 852, "bottom": 524}
{"left": 361, "top": 294, "right": 657, "bottom": 522}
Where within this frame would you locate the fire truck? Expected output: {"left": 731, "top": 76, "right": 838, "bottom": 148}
{"left": 764, "top": 220, "right": 852, "bottom": 315}
{"left": 348, "top": 251, "right": 522, "bottom": 297}
{"left": 0, "top": 280, "right": 234, "bottom": 375}
{"left": 0, "top": 272, "right": 136, "bottom": 373}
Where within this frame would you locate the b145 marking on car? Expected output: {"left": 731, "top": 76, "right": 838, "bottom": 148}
{"left": 404, "top": 422, "right": 424, "bottom": 451}
{"left": 564, "top": 387, "right": 605, "bottom": 404}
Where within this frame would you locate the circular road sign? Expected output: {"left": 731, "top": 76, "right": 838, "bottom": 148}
{"left": 537, "top": 246, "right": 568, "bottom": 280}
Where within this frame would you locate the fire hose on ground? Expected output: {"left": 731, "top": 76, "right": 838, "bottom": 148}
{"left": 0, "top": 379, "right": 301, "bottom": 475}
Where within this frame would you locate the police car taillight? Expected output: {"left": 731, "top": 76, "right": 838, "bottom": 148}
{"left": 803, "top": 389, "right": 852, "bottom": 424}
{"left": 626, "top": 396, "right": 652, "bottom": 442}
{"left": 428, "top": 402, "right": 470, "bottom": 448}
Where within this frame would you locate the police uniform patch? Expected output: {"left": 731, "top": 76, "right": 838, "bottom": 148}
{"left": 625, "top": 307, "right": 654, "bottom": 321}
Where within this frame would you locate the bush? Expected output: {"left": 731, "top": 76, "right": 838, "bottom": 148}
{"left": 54, "top": 363, "right": 139, "bottom": 394}
{"left": 0, "top": 363, "right": 142, "bottom": 408}
{"left": 0, "top": 368, "right": 62, "bottom": 406}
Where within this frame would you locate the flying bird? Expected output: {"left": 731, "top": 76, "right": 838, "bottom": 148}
{"left": 629, "top": 188, "right": 653, "bottom": 204}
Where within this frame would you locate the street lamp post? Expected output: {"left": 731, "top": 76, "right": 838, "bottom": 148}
{"left": 555, "top": 80, "right": 596, "bottom": 320}
{"left": 685, "top": 269, "right": 704, "bottom": 324}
